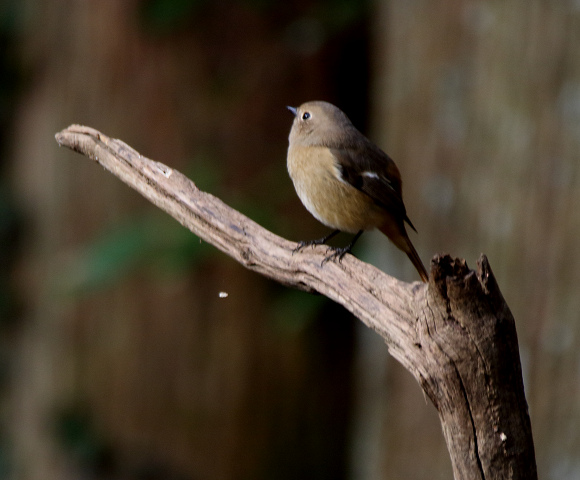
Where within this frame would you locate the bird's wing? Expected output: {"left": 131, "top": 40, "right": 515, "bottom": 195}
{"left": 330, "top": 143, "right": 417, "bottom": 232}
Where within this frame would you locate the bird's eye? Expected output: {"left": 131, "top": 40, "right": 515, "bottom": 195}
{"left": 302, "top": 112, "right": 311, "bottom": 120}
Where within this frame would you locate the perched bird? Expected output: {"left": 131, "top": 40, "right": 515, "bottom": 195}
{"left": 286, "top": 100, "right": 428, "bottom": 282}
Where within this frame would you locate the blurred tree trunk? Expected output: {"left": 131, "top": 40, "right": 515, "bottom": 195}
{"left": 10, "top": 0, "right": 580, "bottom": 478}
{"left": 8, "top": 2, "right": 356, "bottom": 479}
{"left": 371, "top": 1, "right": 580, "bottom": 478}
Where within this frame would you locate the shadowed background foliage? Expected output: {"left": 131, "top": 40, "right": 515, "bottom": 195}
{"left": 1, "top": 1, "right": 579, "bottom": 479}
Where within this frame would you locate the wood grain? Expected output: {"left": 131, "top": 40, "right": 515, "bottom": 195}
{"left": 55, "top": 125, "right": 537, "bottom": 480}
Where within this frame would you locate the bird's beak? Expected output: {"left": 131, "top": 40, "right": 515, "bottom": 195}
{"left": 287, "top": 106, "right": 297, "bottom": 116}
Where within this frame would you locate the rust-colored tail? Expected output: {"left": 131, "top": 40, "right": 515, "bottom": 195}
{"left": 379, "top": 221, "right": 428, "bottom": 282}
{"left": 404, "top": 238, "right": 428, "bottom": 282}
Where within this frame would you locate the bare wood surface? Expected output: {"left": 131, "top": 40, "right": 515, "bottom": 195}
{"left": 55, "top": 125, "right": 537, "bottom": 480}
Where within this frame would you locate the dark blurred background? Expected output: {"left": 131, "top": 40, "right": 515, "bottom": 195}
{"left": 1, "top": 1, "right": 579, "bottom": 479}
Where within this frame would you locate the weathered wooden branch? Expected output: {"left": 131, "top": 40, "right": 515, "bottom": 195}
{"left": 55, "top": 125, "right": 537, "bottom": 480}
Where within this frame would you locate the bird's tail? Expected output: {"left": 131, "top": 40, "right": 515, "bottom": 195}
{"left": 404, "top": 240, "right": 429, "bottom": 283}
{"left": 379, "top": 222, "right": 428, "bottom": 282}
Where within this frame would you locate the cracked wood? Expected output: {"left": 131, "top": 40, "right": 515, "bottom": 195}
{"left": 55, "top": 125, "right": 537, "bottom": 480}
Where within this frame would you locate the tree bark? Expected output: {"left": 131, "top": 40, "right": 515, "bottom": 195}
{"left": 55, "top": 125, "right": 537, "bottom": 480}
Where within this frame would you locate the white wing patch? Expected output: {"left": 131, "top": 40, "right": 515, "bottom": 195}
{"left": 361, "top": 171, "right": 380, "bottom": 179}
{"left": 362, "top": 170, "right": 394, "bottom": 190}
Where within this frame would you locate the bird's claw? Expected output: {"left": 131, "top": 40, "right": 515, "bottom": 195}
{"left": 321, "top": 246, "right": 351, "bottom": 265}
{"left": 292, "top": 239, "right": 324, "bottom": 255}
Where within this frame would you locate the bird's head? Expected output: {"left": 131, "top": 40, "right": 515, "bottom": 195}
{"left": 287, "top": 101, "right": 355, "bottom": 147}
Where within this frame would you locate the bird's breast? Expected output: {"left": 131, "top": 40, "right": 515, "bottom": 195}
{"left": 287, "top": 145, "right": 387, "bottom": 233}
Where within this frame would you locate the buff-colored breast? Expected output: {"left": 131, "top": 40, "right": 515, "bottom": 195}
{"left": 287, "top": 145, "right": 387, "bottom": 233}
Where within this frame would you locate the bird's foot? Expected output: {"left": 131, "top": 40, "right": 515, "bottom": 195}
{"left": 292, "top": 238, "right": 326, "bottom": 254}
{"left": 321, "top": 230, "right": 363, "bottom": 265}
{"left": 292, "top": 230, "right": 341, "bottom": 255}
{"left": 321, "top": 245, "right": 352, "bottom": 265}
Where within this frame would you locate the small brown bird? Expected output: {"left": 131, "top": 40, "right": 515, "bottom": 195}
{"left": 287, "top": 100, "right": 428, "bottom": 282}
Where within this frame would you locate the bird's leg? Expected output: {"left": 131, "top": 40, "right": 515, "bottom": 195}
{"left": 293, "top": 229, "right": 341, "bottom": 254}
{"left": 322, "top": 230, "right": 364, "bottom": 265}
